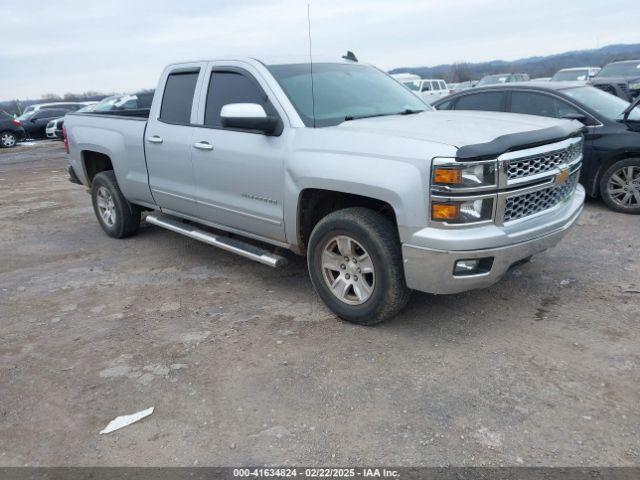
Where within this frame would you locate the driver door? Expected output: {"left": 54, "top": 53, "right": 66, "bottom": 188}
{"left": 189, "top": 62, "right": 288, "bottom": 242}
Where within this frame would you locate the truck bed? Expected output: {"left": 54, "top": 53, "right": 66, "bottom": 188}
{"left": 65, "top": 112, "right": 155, "bottom": 207}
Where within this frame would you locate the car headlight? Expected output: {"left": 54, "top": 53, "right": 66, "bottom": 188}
{"left": 431, "top": 159, "right": 497, "bottom": 190}
{"left": 431, "top": 197, "right": 494, "bottom": 224}
{"left": 629, "top": 82, "right": 640, "bottom": 90}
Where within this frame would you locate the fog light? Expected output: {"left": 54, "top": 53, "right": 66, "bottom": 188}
{"left": 454, "top": 259, "right": 480, "bottom": 275}
{"left": 454, "top": 257, "right": 494, "bottom": 276}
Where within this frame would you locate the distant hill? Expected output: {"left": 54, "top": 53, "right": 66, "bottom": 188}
{"left": 389, "top": 43, "right": 640, "bottom": 82}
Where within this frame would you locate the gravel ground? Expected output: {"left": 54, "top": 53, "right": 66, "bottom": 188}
{"left": 0, "top": 142, "right": 638, "bottom": 466}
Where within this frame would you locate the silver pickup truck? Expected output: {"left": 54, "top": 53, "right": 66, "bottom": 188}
{"left": 64, "top": 56, "right": 585, "bottom": 325}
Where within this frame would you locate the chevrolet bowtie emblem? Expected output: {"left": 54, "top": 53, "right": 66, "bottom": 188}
{"left": 555, "top": 167, "right": 570, "bottom": 186}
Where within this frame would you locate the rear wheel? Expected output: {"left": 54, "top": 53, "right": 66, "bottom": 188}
{"left": 1, "top": 131, "right": 16, "bottom": 148}
{"left": 600, "top": 158, "right": 640, "bottom": 214}
{"left": 91, "top": 171, "right": 141, "bottom": 238}
{"left": 307, "top": 207, "right": 411, "bottom": 325}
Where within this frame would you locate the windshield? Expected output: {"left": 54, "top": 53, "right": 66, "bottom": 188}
{"left": 477, "top": 74, "right": 509, "bottom": 86}
{"left": 564, "top": 86, "right": 640, "bottom": 121}
{"left": 597, "top": 61, "right": 640, "bottom": 77}
{"left": 267, "top": 63, "right": 428, "bottom": 127}
{"left": 403, "top": 80, "right": 421, "bottom": 91}
{"left": 76, "top": 104, "right": 97, "bottom": 113}
{"left": 552, "top": 70, "right": 589, "bottom": 81}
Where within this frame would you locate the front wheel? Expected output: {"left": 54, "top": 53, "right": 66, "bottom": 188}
{"left": 91, "top": 171, "right": 141, "bottom": 238}
{"left": 307, "top": 207, "right": 411, "bottom": 325}
{"left": 600, "top": 158, "right": 640, "bottom": 214}
{"left": 1, "top": 131, "right": 16, "bottom": 148}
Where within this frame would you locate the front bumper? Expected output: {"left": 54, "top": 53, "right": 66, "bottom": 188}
{"left": 402, "top": 185, "right": 585, "bottom": 294}
{"left": 46, "top": 127, "right": 62, "bottom": 139}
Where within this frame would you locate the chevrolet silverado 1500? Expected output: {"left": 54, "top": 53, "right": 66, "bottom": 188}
{"left": 64, "top": 56, "right": 585, "bottom": 325}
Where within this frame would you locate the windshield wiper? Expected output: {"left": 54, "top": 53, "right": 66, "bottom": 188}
{"left": 398, "top": 108, "right": 425, "bottom": 115}
{"left": 344, "top": 113, "right": 394, "bottom": 122}
{"left": 344, "top": 109, "right": 425, "bottom": 122}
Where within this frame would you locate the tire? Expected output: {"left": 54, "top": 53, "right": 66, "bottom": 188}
{"left": 1, "top": 131, "right": 16, "bottom": 148}
{"left": 599, "top": 158, "right": 640, "bottom": 214}
{"left": 91, "top": 171, "right": 141, "bottom": 238}
{"left": 307, "top": 207, "right": 411, "bottom": 325}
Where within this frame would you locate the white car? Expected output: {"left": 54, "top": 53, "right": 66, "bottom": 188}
{"left": 402, "top": 78, "right": 450, "bottom": 104}
{"left": 551, "top": 67, "right": 601, "bottom": 82}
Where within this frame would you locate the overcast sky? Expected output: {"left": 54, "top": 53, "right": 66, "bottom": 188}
{"left": 1, "top": 0, "right": 639, "bottom": 99}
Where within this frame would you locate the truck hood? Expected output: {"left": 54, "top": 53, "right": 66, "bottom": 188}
{"left": 336, "top": 110, "right": 571, "bottom": 148}
{"left": 334, "top": 110, "right": 582, "bottom": 159}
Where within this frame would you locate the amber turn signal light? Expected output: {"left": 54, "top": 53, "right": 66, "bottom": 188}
{"left": 432, "top": 203, "right": 460, "bottom": 221}
{"left": 433, "top": 168, "right": 462, "bottom": 184}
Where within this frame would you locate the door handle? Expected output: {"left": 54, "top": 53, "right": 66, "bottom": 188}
{"left": 147, "top": 135, "right": 163, "bottom": 144}
{"left": 193, "top": 141, "right": 213, "bottom": 151}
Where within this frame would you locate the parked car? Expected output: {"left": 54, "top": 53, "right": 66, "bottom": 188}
{"left": 46, "top": 103, "right": 98, "bottom": 140}
{"left": 20, "top": 102, "right": 87, "bottom": 116}
{"left": 64, "top": 56, "right": 584, "bottom": 325}
{"left": 551, "top": 67, "right": 600, "bottom": 82}
{"left": 476, "top": 73, "right": 530, "bottom": 86}
{"left": 401, "top": 78, "right": 449, "bottom": 103}
{"left": 448, "top": 81, "right": 475, "bottom": 94}
{"left": 0, "top": 110, "right": 27, "bottom": 148}
{"left": 92, "top": 93, "right": 154, "bottom": 113}
{"left": 17, "top": 108, "right": 72, "bottom": 140}
{"left": 433, "top": 82, "right": 640, "bottom": 214}
{"left": 590, "top": 60, "right": 640, "bottom": 101}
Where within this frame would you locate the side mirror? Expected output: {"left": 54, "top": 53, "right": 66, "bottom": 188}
{"left": 220, "top": 103, "right": 279, "bottom": 134}
{"left": 562, "top": 112, "right": 589, "bottom": 124}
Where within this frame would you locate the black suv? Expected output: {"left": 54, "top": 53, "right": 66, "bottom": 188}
{"left": 17, "top": 108, "right": 74, "bottom": 140}
{"left": 433, "top": 82, "right": 640, "bottom": 214}
{"left": 0, "top": 110, "right": 27, "bottom": 148}
{"left": 590, "top": 60, "right": 640, "bottom": 101}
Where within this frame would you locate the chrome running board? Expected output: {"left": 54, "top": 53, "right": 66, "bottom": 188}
{"left": 145, "top": 213, "right": 287, "bottom": 268}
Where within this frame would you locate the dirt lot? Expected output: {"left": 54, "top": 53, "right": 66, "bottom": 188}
{"left": 0, "top": 142, "right": 638, "bottom": 467}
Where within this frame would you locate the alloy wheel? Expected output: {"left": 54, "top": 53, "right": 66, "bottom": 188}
{"left": 321, "top": 234, "right": 375, "bottom": 305}
{"left": 607, "top": 165, "right": 640, "bottom": 208}
{"left": 96, "top": 186, "right": 116, "bottom": 227}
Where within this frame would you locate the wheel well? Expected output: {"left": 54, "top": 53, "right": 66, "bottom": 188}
{"left": 82, "top": 151, "right": 113, "bottom": 185}
{"left": 297, "top": 189, "right": 397, "bottom": 251}
{"left": 594, "top": 153, "right": 640, "bottom": 195}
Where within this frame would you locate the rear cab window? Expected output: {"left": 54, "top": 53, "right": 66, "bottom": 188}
{"left": 159, "top": 70, "right": 200, "bottom": 124}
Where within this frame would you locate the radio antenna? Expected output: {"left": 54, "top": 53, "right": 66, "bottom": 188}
{"left": 307, "top": 3, "right": 316, "bottom": 128}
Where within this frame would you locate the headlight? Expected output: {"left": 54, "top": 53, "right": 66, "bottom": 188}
{"left": 629, "top": 82, "right": 640, "bottom": 90}
{"left": 431, "top": 197, "right": 494, "bottom": 224}
{"left": 431, "top": 159, "right": 497, "bottom": 190}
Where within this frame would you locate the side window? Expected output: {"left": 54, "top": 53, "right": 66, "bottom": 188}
{"left": 421, "top": 81, "right": 432, "bottom": 92}
{"left": 439, "top": 81, "right": 446, "bottom": 90}
{"left": 204, "top": 70, "right": 270, "bottom": 128}
{"left": 454, "top": 92, "right": 505, "bottom": 112}
{"left": 430, "top": 81, "right": 439, "bottom": 91}
{"left": 436, "top": 99, "right": 453, "bottom": 110}
{"left": 159, "top": 70, "right": 199, "bottom": 124}
{"left": 511, "top": 92, "right": 581, "bottom": 119}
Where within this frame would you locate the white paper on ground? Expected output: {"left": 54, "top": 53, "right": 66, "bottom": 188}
{"left": 99, "top": 406, "right": 154, "bottom": 434}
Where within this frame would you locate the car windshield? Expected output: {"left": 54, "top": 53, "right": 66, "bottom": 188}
{"left": 552, "top": 70, "right": 589, "bottom": 81}
{"left": 597, "top": 61, "right": 640, "bottom": 77}
{"left": 403, "top": 80, "right": 421, "bottom": 91}
{"left": 564, "top": 86, "right": 640, "bottom": 121}
{"left": 267, "top": 63, "right": 428, "bottom": 127}
{"left": 477, "top": 74, "right": 510, "bottom": 86}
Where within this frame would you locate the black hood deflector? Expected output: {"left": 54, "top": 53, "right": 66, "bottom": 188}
{"left": 456, "top": 122, "right": 584, "bottom": 161}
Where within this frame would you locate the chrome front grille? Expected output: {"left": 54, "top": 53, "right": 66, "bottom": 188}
{"left": 503, "top": 171, "right": 579, "bottom": 222}
{"left": 507, "top": 141, "right": 582, "bottom": 180}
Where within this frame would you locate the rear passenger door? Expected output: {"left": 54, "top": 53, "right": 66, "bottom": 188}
{"left": 189, "top": 62, "right": 288, "bottom": 242}
{"left": 145, "top": 63, "right": 206, "bottom": 216}
{"left": 452, "top": 91, "right": 507, "bottom": 112}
